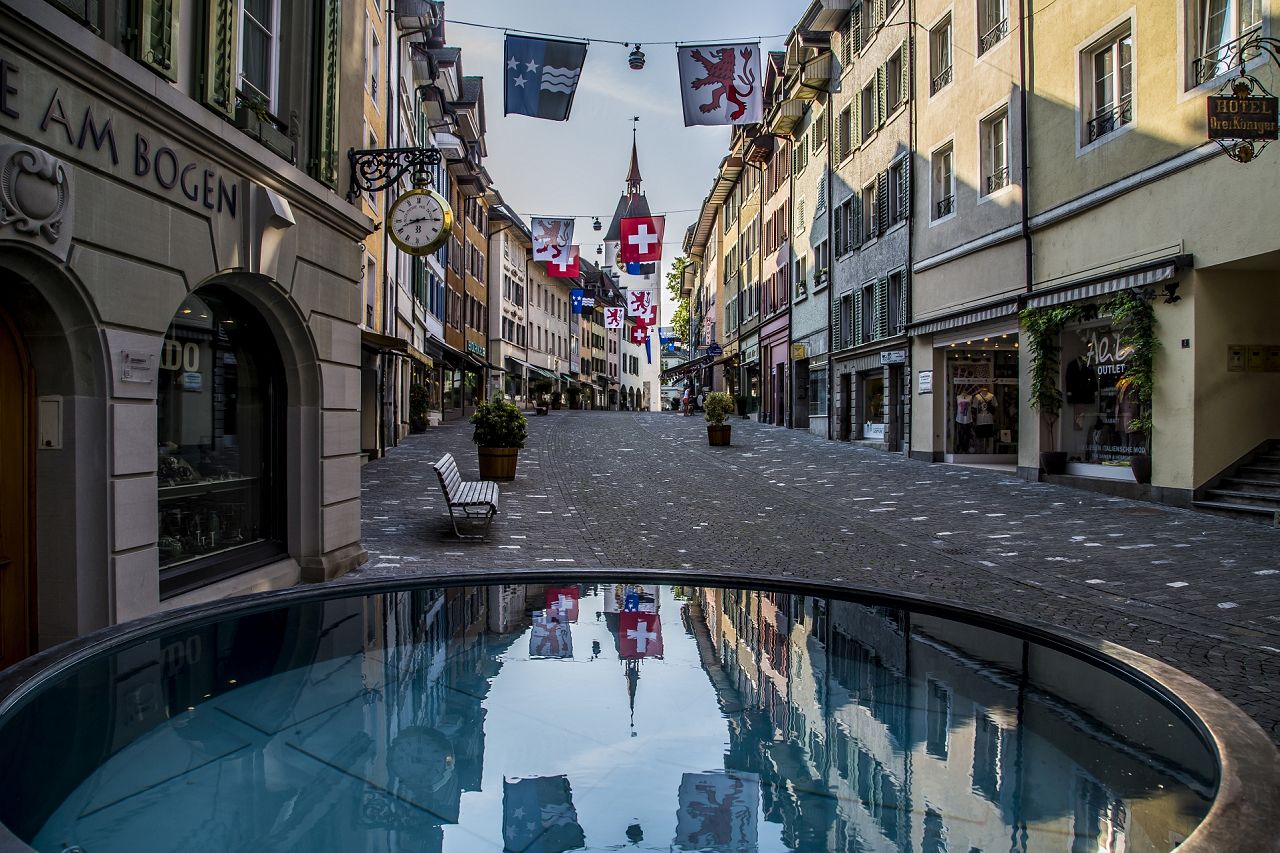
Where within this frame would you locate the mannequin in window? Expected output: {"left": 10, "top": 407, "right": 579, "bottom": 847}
{"left": 1064, "top": 355, "right": 1097, "bottom": 430}
{"left": 972, "top": 386, "right": 997, "bottom": 451}
{"left": 955, "top": 388, "right": 973, "bottom": 453}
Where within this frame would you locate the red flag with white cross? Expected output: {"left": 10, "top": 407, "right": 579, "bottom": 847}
{"left": 547, "top": 245, "right": 580, "bottom": 278}
{"left": 545, "top": 586, "right": 579, "bottom": 623}
{"left": 629, "top": 324, "right": 648, "bottom": 345}
{"left": 618, "top": 611, "right": 663, "bottom": 659}
{"left": 619, "top": 216, "right": 665, "bottom": 263}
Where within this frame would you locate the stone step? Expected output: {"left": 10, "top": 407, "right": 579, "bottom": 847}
{"left": 1205, "top": 488, "right": 1280, "bottom": 508}
{"left": 1238, "top": 465, "right": 1280, "bottom": 481}
{"left": 1192, "top": 499, "right": 1279, "bottom": 525}
{"left": 1219, "top": 477, "right": 1280, "bottom": 494}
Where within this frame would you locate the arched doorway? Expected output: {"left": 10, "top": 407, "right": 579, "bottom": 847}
{"left": 0, "top": 303, "right": 34, "bottom": 669}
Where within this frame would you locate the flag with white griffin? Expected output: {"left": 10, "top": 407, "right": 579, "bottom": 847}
{"left": 625, "top": 289, "right": 654, "bottom": 318}
{"left": 504, "top": 35, "right": 588, "bottom": 121}
{"left": 678, "top": 43, "right": 762, "bottom": 126}
{"left": 531, "top": 217, "right": 574, "bottom": 263}
{"left": 604, "top": 306, "right": 624, "bottom": 329}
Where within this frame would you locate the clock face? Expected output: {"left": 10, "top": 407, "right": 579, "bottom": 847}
{"left": 389, "top": 189, "right": 452, "bottom": 256}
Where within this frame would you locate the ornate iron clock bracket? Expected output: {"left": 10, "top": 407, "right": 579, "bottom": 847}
{"left": 347, "top": 147, "right": 442, "bottom": 203}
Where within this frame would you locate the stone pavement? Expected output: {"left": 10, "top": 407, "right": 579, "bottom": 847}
{"left": 357, "top": 410, "right": 1280, "bottom": 741}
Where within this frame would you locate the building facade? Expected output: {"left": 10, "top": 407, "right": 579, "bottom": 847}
{"left": 0, "top": 0, "right": 370, "bottom": 665}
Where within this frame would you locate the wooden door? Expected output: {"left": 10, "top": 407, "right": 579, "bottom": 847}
{"left": 0, "top": 305, "right": 33, "bottom": 669}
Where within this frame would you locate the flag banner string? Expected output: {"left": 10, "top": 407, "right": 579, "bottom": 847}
{"left": 447, "top": 18, "right": 787, "bottom": 48}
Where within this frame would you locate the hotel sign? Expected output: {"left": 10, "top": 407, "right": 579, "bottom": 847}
{"left": 1207, "top": 94, "right": 1278, "bottom": 141}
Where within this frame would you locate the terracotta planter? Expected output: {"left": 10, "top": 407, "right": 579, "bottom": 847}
{"left": 1040, "top": 451, "right": 1068, "bottom": 475}
{"left": 707, "top": 424, "right": 732, "bottom": 446}
{"left": 477, "top": 446, "right": 519, "bottom": 481}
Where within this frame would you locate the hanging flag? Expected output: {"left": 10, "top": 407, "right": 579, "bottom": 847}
{"left": 504, "top": 35, "right": 588, "bottom": 121}
{"left": 531, "top": 217, "right": 575, "bottom": 262}
{"left": 619, "top": 216, "right": 665, "bottom": 263}
{"left": 674, "top": 771, "right": 761, "bottom": 851}
{"left": 677, "top": 44, "right": 763, "bottom": 126}
{"left": 619, "top": 611, "right": 663, "bottom": 659}
{"left": 626, "top": 289, "right": 654, "bottom": 318}
{"left": 581, "top": 293, "right": 595, "bottom": 309}
{"left": 630, "top": 324, "right": 648, "bottom": 345}
{"left": 645, "top": 334, "right": 652, "bottom": 364}
{"left": 619, "top": 584, "right": 658, "bottom": 613}
{"left": 546, "top": 586, "right": 580, "bottom": 623}
{"left": 503, "top": 775, "right": 586, "bottom": 853}
{"left": 570, "top": 289, "right": 584, "bottom": 314}
{"left": 625, "top": 261, "right": 642, "bottom": 275}
{"left": 604, "top": 306, "right": 624, "bottom": 328}
{"left": 547, "top": 245, "right": 580, "bottom": 278}
{"left": 529, "top": 609, "right": 573, "bottom": 658}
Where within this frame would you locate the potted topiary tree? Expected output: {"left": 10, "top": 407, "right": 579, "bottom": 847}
{"left": 550, "top": 390, "right": 564, "bottom": 410}
{"left": 470, "top": 395, "right": 528, "bottom": 481}
{"left": 703, "top": 391, "right": 735, "bottom": 446}
{"left": 409, "top": 383, "right": 429, "bottom": 433}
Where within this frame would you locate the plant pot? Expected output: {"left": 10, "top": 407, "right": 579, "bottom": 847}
{"left": 1130, "top": 453, "right": 1152, "bottom": 484}
{"left": 1040, "top": 451, "right": 1068, "bottom": 476}
{"left": 477, "top": 446, "right": 519, "bottom": 481}
{"left": 707, "top": 424, "right": 732, "bottom": 446}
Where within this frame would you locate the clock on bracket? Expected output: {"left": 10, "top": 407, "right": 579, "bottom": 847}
{"left": 388, "top": 187, "right": 453, "bottom": 255}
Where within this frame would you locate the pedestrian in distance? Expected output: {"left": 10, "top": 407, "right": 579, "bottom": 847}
{"left": 682, "top": 385, "right": 692, "bottom": 416}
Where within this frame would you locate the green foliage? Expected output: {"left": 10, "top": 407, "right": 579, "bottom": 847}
{"left": 530, "top": 377, "right": 554, "bottom": 399}
{"left": 470, "top": 395, "right": 528, "bottom": 448}
{"left": 549, "top": 390, "right": 563, "bottom": 404}
{"left": 1105, "top": 289, "right": 1158, "bottom": 440}
{"left": 1021, "top": 303, "right": 1091, "bottom": 451}
{"left": 665, "top": 257, "right": 691, "bottom": 343}
{"left": 409, "top": 383, "right": 430, "bottom": 431}
{"left": 702, "top": 391, "right": 735, "bottom": 425}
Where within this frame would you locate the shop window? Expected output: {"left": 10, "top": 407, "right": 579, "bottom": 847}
{"left": 946, "top": 344, "right": 1019, "bottom": 455}
{"left": 809, "top": 368, "right": 828, "bottom": 417}
{"left": 1084, "top": 25, "right": 1134, "bottom": 144}
{"left": 157, "top": 288, "right": 285, "bottom": 596}
{"left": 862, "top": 372, "right": 886, "bottom": 439}
{"left": 1060, "top": 319, "right": 1147, "bottom": 469}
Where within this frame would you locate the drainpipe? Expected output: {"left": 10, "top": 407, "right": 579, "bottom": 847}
{"left": 1018, "top": 0, "right": 1032, "bottom": 295}
{"left": 905, "top": 0, "right": 917, "bottom": 457}
{"left": 825, "top": 83, "right": 835, "bottom": 442}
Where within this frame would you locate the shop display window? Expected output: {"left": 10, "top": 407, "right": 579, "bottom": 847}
{"left": 1060, "top": 320, "right": 1144, "bottom": 467}
{"left": 863, "top": 374, "right": 886, "bottom": 440}
{"left": 945, "top": 346, "right": 1019, "bottom": 456}
{"left": 156, "top": 289, "right": 285, "bottom": 594}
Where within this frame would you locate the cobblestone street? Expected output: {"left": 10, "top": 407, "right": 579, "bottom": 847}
{"left": 357, "top": 410, "right": 1280, "bottom": 742}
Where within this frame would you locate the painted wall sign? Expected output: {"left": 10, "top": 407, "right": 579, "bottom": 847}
{"left": 790, "top": 343, "right": 807, "bottom": 360}
{"left": 1207, "top": 94, "right": 1279, "bottom": 141}
{"left": 0, "top": 55, "right": 238, "bottom": 218}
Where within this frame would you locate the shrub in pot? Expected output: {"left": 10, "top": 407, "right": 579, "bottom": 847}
{"left": 409, "top": 383, "right": 429, "bottom": 433}
{"left": 550, "top": 390, "right": 563, "bottom": 410}
{"left": 703, "top": 391, "right": 735, "bottom": 446}
{"left": 470, "top": 395, "right": 528, "bottom": 481}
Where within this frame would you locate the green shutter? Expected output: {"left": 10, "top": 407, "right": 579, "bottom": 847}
{"left": 310, "top": 0, "right": 342, "bottom": 186}
{"left": 852, "top": 193, "right": 862, "bottom": 245}
{"left": 852, "top": 92, "right": 862, "bottom": 148}
{"left": 202, "top": 0, "right": 239, "bottom": 117}
{"left": 877, "top": 170, "right": 890, "bottom": 235}
{"left": 853, "top": 290, "right": 864, "bottom": 346}
{"left": 876, "top": 66, "right": 887, "bottom": 127}
{"left": 898, "top": 273, "right": 909, "bottom": 333}
{"left": 832, "top": 296, "right": 843, "bottom": 351}
{"left": 875, "top": 278, "right": 889, "bottom": 339}
{"left": 852, "top": 4, "right": 863, "bottom": 52}
{"left": 137, "top": 0, "right": 179, "bottom": 81}
{"left": 900, "top": 41, "right": 911, "bottom": 106}
{"left": 899, "top": 158, "right": 911, "bottom": 219}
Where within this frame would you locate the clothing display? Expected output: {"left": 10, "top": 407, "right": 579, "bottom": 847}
{"left": 945, "top": 348, "right": 1019, "bottom": 457}
{"left": 955, "top": 392, "right": 973, "bottom": 425}
{"left": 1064, "top": 356, "right": 1097, "bottom": 405}
{"left": 972, "top": 388, "right": 996, "bottom": 439}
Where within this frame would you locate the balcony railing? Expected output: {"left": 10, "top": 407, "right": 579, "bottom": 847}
{"left": 930, "top": 65, "right": 953, "bottom": 95}
{"left": 985, "top": 166, "right": 1010, "bottom": 194}
{"left": 935, "top": 194, "right": 954, "bottom": 219}
{"left": 1192, "top": 28, "right": 1263, "bottom": 85}
{"left": 979, "top": 19, "right": 1008, "bottom": 55}
{"left": 1086, "top": 99, "right": 1132, "bottom": 142}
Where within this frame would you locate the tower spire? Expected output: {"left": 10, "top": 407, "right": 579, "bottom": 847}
{"left": 626, "top": 117, "right": 642, "bottom": 196}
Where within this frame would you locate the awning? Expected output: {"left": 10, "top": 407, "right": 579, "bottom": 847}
{"left": 560, "top": 373, "right": 580, "bottom": 384}
{"left": 909, "top": 299, "right": 1020, "bottom": 336}
{"left": 1025, "top": 256, "right": 1190, "bottom": 309}
{"left": 361, "top": 329, "right": 410, "bottom": 354}
{"left": 660, "top": 353, "right": 714, "bottom": 381}
{"left": 406, "top": 344, "right": 432, "bottom": 367}
{"left": 711, "top": 353, "right": 739, "bottom": 368}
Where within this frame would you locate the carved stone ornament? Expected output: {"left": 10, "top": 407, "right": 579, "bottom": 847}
{"left": 0, "top": 142, "right": 74, "bottom": 262}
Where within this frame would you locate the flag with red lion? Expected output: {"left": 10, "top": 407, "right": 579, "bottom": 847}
{"left": 677, "top": 43, "right": 762, "bottom": 126}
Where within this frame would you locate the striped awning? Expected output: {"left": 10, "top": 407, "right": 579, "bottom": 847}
{"left": 909, "top": 300, "right": 1020, "bottom": 336}
{"left": 660, "top": 354, "right": 714, "bottom": 381}
{"left": 1025, "top": 256, "right": 1190, "bottom": 309}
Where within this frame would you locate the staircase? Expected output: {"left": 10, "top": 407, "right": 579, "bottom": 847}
{"left": 1193, "top": 439, "right": 1280, "bottom": 526}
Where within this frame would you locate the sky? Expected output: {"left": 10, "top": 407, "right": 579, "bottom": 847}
{"left": 440, "top": 1, "right": 800, "bottom": 326}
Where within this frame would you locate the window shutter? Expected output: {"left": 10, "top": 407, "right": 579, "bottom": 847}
{"left": 853, "top": 290, "right": 864, "bottom": 346}
{"left": 876, "top": 66, "right": 887, "bottom": 126}
{"left": 877, "top": 171, "right": 890, "bottom": 234}
{"left": 900, "top": 41, "right": 911, "bottom": 105}
{"left": 879, "top": 0, "right": 888, "bottom": 27}
{"left": 853, "top": 193, "right": 863, "bottom": 244}
{"left": 833, "top": 202, "right": 844, "bottom": 256}
{"left": 897, "top": 273, "right": 909, "bottom": 334}
{"left": 899, "top": 157, "right": 910, "bottom": 218}
{"left": 138, "top": 0, "right": 179, "bottom": 81}
{"left": 852, "top": 4, "right": 863, "bottom": 53}
{"left": 875, "top": 278, "right": 890, "bottom": 339}
{"left": 816, "top": 171, "right": 827, "bottom": 218}
{"left": 202, "top": 0, "right": 239, "bottom": 117}
{"left": 832, "top": 296, "right": 843, "bottom": 350}
{"left": 852, "top": 93, "right": 862, "bottom": 148}
{"left": 310, "top": 0, "right": 342, "bottom": 187}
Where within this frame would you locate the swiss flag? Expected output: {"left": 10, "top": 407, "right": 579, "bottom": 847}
{"left": 619, "top": 612, "right": 663, "bottom": 659}
{"left": 619, "top": 216, "right": 665, "bottom": 263}
{"left": 547, "top": 245, "right": 580, "bottom": 278}
{"left": 629, "top": 324, "right": 648, "bottom": 345}
{"left": 545, "top": 586, "right": 579, "bottom": 623}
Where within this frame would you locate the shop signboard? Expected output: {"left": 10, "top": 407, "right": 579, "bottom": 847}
{"left": 1207, "top": 94, "right": 1279, "bottom": 141}
{"left": 790, "top": 343, "right": 807, "bottom": 360}
{"left": 864, "top": 422, "right": 886, "bottom": 440}
{"left": 880, "top": 350, "right": 906, "bottom": 365}
{"left": 918, "top": 369, "right": 933, "bottom": 394}
{"left": 706, "top": 342, "right": 723, "bottom": 357}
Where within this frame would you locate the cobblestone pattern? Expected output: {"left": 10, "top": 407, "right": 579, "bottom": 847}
{"left": 357, "top": 411, "right": 1280, "bottom": 741}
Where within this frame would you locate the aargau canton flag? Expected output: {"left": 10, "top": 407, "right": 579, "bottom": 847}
{"left": 504, "top": 35, "right": 588, "bottom": 121}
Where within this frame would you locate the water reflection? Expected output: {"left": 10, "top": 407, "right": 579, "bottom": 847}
{"left": 0, "top": 583, "right": 1214, "bottom": 853}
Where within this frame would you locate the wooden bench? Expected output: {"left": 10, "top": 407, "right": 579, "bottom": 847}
{"left": 432, "top": 452, "right": 500, "bottom": 540}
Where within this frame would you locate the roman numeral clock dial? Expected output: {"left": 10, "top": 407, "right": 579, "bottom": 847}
{"left": 388, "top": 188, "right": 453, "bottom": 256}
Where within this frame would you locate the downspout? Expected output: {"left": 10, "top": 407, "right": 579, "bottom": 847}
{"left": 1019, "top": 0, "right": 1032, "bottom": 295}
{"left": 905, "top": 0, "right": 917, "bottom": 457}
{"left": 825, "top": 83, "right": 835, "bottom": 442}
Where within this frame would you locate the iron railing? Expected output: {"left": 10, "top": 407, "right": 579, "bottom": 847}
{"left": 1087, "top": 99, "right": 1133, "bottom": 142}
{"left": 935, "top": 194, "right": 954, "bottom": 218}
{"left": 986, "top": 166, "right": 1010, "bottom": 194}
{"left": 979, "top": 19, "right": 1008, "bottom": 55}
{"left": 1193, "top": 28, "right": 1263, "bottom": 84}
{"left": 930, "top": 65, "right": 953, "bottom": 95}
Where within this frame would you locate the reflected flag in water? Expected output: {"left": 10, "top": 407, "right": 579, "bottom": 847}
{"left": 529, "top": 610, "right": 573, "bottom": 659}
{"left": 545, "top": 586, "right": 579, "bottom": 623}
{"left": 502, "top": 775, "right": 585, "bottom": 853}
{"left": 674, "top": 771, "right": 760, "bottom": 852}
{"left": 618, "top": 611, "right": 663, "bottom": 659}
